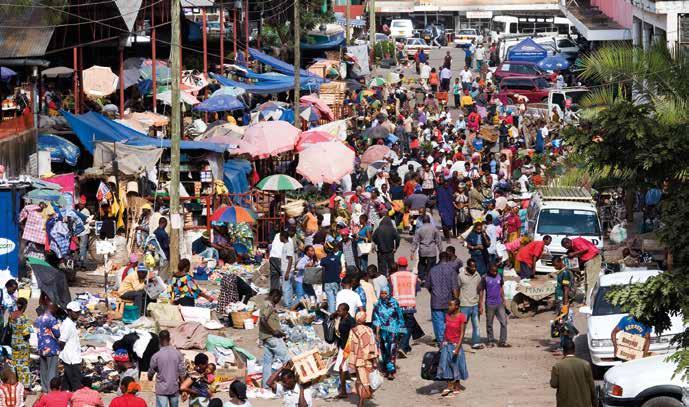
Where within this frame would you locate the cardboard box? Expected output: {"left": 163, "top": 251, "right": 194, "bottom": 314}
{"left": 615, "top": 331, "right": 646, "bottom": 361}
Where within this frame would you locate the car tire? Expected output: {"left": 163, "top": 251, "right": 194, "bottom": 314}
{"left": 642, "top": 396, "right": 683, "bottom": 407}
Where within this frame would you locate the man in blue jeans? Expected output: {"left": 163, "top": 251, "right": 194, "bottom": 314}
{"left": 425, "top": 251, "right": 460, "bottom": 344}
{"left": 458, "top": 259, "right": 484, "bottom": 349}
{"left": 320, "top": 243, "right": 342, "bottom": 313}
{"left": 260, "top": 290, "right": 290, "bottom": 388}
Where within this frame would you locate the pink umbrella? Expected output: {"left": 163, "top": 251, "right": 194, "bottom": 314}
{"left": 295, "top": 130, "right": 337, "bottom": 151}
{"left": 300, "top": 94, "right": 334, "bottom": 121}
{"left": 238, "top": 121, "right": 300, "bottom": 158}
{"left": 361, "top": 144, "right": 392, "bottom": 165}
{"left": 82, "top": 65, "right": 119, "bottom": 98}
{"left": 297, "top": 141, "right": 355, "bottom": 184}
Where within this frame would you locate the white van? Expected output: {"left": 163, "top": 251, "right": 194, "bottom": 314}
{"left": 526, "top": 187, "right": 603, "bottom": 274}
{"left": 389, "top": 19, "right": 414, "bottom": 40}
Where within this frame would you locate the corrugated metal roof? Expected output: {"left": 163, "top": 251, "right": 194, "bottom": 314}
{"left": 0, "top": 3, "right": 55, "bottom": 59}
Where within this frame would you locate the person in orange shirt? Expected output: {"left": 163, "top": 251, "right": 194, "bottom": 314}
{"left": 302, "top": 204, "right": 319, "bottom": 235}
{"left": 516, "top": 236, "right": 552, "bottom": 279}
{"left": 429, "top": 68, "right": 440, "bottom": 92}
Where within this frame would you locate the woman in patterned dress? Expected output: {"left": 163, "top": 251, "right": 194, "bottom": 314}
{"left": 9, "top": 298, "right": 31, "bottom": 390}
{"left": 372, "top": 288, "right": 407, "bottom": 380}
{"left": 169, "top": 259, "right": 215, "bottom": 306}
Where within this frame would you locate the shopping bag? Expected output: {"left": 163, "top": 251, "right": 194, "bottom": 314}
{"left": 369, "top": 369, "right": 383, "bottom": 390}
{"left": 357, "top": 242, "right": 372, "bottom": 255}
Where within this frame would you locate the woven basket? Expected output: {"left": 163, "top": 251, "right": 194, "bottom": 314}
{"left": 282, "top": 200, "right": 305, "bottom": 217}
{"left": 231, "top": 311, "right": 253, "bottom": 329}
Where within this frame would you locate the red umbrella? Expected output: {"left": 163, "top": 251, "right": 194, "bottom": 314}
{"left": 295, "top": 130, "right": 338, "bottom": 152}
{"left": 361, "top": 145, "right": 392, "bottom": 165}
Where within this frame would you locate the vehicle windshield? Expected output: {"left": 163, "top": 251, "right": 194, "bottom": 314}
{"left": 536, "top": 209, "right": 601, "bottom": 236}
{"left": 592, "top": 286, "right": 623, "bottom": 316}
{"left": 458, "top": 29, "right": 475, "bottom": 35}
{"left": 535, "top": 77, "right": 550, "bottom": 88}
{"left": 492, "top": 22, "right": 506, "bottom": 33}
{"left": 392, "top": 21, "right": 408, "bottom": 28}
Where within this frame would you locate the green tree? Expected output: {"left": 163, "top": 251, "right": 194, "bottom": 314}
{"left": 565, "top": 43, "right": 689, "bottom": 378}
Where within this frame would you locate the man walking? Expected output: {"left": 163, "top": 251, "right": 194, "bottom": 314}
{"left": 480, "top": 263, "right": 509, "bottom": 347}
{"left": 372, "top": 213, "right": 401, "bottom": 276}
{"left": 440, "top": 65, "right": 452, "bottom": 92}
{"left": 268, "top": 231, "right": 288, "bottom": 291}
{"left": 60, "top": 301, "right": 83, "bottom": 391}
{"left": 411, "top": 214, "right": 442, "bottom": 283}
{"left": 148, "top": 330, "right": 186, "bottom": 407}
{"left": 260, "top": 290, "right": 290, "bottom": 389}
{"left": 390, "top": 258, "right": 419, "bottom": 354}
{"left": 426, "top": 251, "right": 460, "bottom": 345}
{"left": 550, "top": 341, "right": 596, "bottom": 407}
{"left": 458, "top": 259, "right": 484, "bottom": 349}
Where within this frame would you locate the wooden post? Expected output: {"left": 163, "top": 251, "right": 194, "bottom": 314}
{"left": 169, "top": 0, "right": 182, "bottom": 276}
{"left": 345, "top": 0, "right": 351, "bottom": 45}
{"left": 220, "top": 2, "right": 225, "bottom": 70}
{"left": 244, "top": 0, "right": 249, "bottom": 59}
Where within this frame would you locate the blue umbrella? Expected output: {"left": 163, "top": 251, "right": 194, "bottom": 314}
{"left": 193, "top": 94, "right": 246, "bottom": 113}
{"left": 537, "top": 54, "right": 571, "bottom": 71}
{"left": 0, "top": 67, "right": 17, "bottom": 81}
{"left": 299, "top": 105, "right": 320, "bottom": 122}
{"left": 38, "top": 134, "right": 81, "bottom": 166}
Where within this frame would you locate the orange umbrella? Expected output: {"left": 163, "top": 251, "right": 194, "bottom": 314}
{"left": 82, "top": 66, "right": 119, "bottom": 98}
{"left": 361, "top": 144, "right": 392, "bottom": 165}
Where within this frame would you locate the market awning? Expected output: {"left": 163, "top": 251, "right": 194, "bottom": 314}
{"left": 61, "top": 111, "right": 229, "bottom": 154}
{"left": 248, "top": 48, "right": 325, "bottom": 81}
{"left": 0, "top": 5, "right": 54, "bottom": 59}
{"left": 211, "top": 73, "right": 322, "bottom": 94}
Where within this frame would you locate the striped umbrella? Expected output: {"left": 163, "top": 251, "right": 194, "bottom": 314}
{"left": 256, "top": 174, "right": 303, "bottom": 191}
{"left": 368, "top": 77, "right": 386, "bottom": 88}
{"left": 210, "top": 205, "right": 257, "bottom": 224}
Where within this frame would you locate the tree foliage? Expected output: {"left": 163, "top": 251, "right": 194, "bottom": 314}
{"left": 564, "top": 43, "right": 689, "bottom": 378}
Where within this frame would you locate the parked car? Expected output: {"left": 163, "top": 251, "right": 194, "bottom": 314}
{"left": 453, "top": 28, "right": 483, "bottom": 48}
{"left": 404, "top": 37, "right": 432, "bottom": 58}
{"left": 498, "top": 76, "right": 552, "bottom": 103}
{"left": 581, "top": 269, "right": 684, "bottom": 368}
{"left": 390, "top": 19, "right": 414, "bottom": 40}
{"left": 602, "top": 354, "right": 684, "bottom": 406}
{"left": 493, "top": 60, "right": 548, "bottom": 83}
{"left": 353, "top": 33, "right": 390, "bottom": 46}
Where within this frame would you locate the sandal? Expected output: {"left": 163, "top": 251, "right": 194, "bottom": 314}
{"left": 441, "top": 389, "right": 453, "bottom": 397}
{"left": 498, "top": 343, "right": 512, "bottom": 348}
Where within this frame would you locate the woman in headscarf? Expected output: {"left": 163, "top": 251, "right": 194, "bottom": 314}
{"left": 372, "top": 288, "right": 406, "bottom": 380}
{"left": 437, "top": 299, "right": 469, "bottom": 397}
{"left": 348, "top": 312, "right": 379, "bottom": 407}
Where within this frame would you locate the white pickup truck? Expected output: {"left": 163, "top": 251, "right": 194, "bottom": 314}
{"left": 512, "top": 87, "right": 590, "bottom": 123}
{"left": 453, "top": 28, "right": 483, "bottom": 48}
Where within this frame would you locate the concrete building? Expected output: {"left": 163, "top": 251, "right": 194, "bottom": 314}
{"left": 629, "top": 0, "right": 689, "bottom": 49}
{"left": 561, "top": 0, "right": 632, "bottom": 42}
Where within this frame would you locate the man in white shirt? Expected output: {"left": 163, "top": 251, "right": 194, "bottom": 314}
{"left": 335, "top": 275, "right": 364, "bottom": 318}
{"left": 60, "top": 301, "right": 83, "bottom": 391}
{"left": 460, "top": 66, "right": 473, "bottom": 90}
{"left": 475, "top": 44, "right": 485, "bottom": 72}
{"left": 269, "top": 231, "right": 291, "bottom": 292}
{"left": 440, "top": 66, "right": 452, "bottom": 92}
{"left": 267, "top": 366, "right": 314, "bottom": 407}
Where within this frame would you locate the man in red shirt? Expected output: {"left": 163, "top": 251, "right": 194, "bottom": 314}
{"left": 562, "top": 237, "right": 602, "bottom": 304}
{"left": 516, "top": 235, "right": 552, "bottom": 279}
{"left": 109, "top": 377, "right": 147, "bottom": 407}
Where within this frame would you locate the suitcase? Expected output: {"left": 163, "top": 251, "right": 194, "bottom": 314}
{"left": 420, "top": 351, "right": 440, "bottom": 380}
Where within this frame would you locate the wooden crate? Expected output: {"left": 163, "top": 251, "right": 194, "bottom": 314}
{"left": 615, "top": 331, "right": 646, "bottom": 361}
{"left": 291, "top": 349, "right": 328, "bottom": 384}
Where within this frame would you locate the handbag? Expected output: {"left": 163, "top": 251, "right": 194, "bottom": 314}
{"left": 357, "top": 242, "right": 372, "bottom": 255}
{"left": 302, "top": 267, "right": 323, "bottom": 285}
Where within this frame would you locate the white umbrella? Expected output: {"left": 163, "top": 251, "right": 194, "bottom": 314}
{"left": 156, "top": 90, "right": 200, "bottom": 105}
{"left": 82, "top": 65, "right": 119, "bottom": 98}
{"left": 396, "top": 160, "right": 422, "bottom": 180}
{"left": 42, "top": 66, "right": 73, "bottom": 78}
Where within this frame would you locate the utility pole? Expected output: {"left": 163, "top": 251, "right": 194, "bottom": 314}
{"left": 345, "top": 0, "right": 350, "bottom": 45}
{"left": 169, "top": 0, "right": 181, "bottom": 277}
{"left": 369, "top": 0, "right": 375, "bottom": 64}
{"left": 293, "top": 0, "right": 300, "bottom": 127}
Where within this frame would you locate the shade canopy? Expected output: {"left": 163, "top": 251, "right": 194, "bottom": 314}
{"left": 297, "top": 141, "right": 355, "bottom": 184}
{"left": 194, "top": 94, "right": 246, "bottom": 112}
{"left": 238, "top": 121, "right": 300, "bottom": 158}
{"left": 82, "top": 65, "right": 119, "bottom": 97}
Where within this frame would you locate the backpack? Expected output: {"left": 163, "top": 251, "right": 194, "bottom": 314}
{"left": 420, "top": 351, "right": 440, "bottom": 380}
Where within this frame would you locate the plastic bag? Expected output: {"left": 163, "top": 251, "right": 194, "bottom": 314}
{"left": 610, "top": 223, "right": 627, "bottom": 244}
{"left": 369, "top": 369, "right": 383, "bottom": 390}
{"left": 323, "top": 316, "right": 337, "bottom": 344}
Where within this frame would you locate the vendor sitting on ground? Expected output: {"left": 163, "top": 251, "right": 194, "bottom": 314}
{"left": 169, "top": 258, "right": 215, "bottom": 306}
{"left": 192, "top": 230, "right": 220, "bottom": 261}
{"left": 118, "top": 263, "right": 155, "bottom": 316}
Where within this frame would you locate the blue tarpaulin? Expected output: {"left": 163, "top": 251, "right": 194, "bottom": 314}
{"left": 301, "top": 36, "right": 345, "bottom": 51}
{"left": 61, "top": 111, "right": 228, "bottom": 153}
{"left": 38, "top": 134, "right": 81, "bottom": 166}
{"left": 507, "top": 38, "right": 547, "bottom": 63}
{"left": 248, "top": 48, "right": 324, "bottom": 80}
{"left": 193, "top": 95, "right": 246, "bottom": 112}
{"left": 211, "top": 73, "right": 322, "bottom": 94}
{"left": 223, "top": 159, "right": 253, "bottom": 206}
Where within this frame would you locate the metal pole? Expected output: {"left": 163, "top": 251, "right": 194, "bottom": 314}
{"left": 220, "top": 2, "right": 225, "bottom": 69}
{"left": 233, "top": 5, "right": 237, "bottom": 61}
{"left": 245, "top": 0, "right": 249, "bottom": 59}
{"left": 345, "top": 0, "right": 351, "bottom": 45}
{"left": 293, "top": 0, "right": 300, "bottom": 127}
{"left": 169, "top": 0, "right": 181, "bottom": 277}
{"left": 119, "top": 47, "right": 125, "bottom": 118}
{"left": 151, "top": 1, "right": 157, "bottom": 112}
{"left": 369, "top": 0, "right": 376, "bottom": 64}
{"left": 73, "top": 48, "right": 78, "bottom": 113}
{"left": 202, "top": 9, "right": 208, "bottom": 121}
